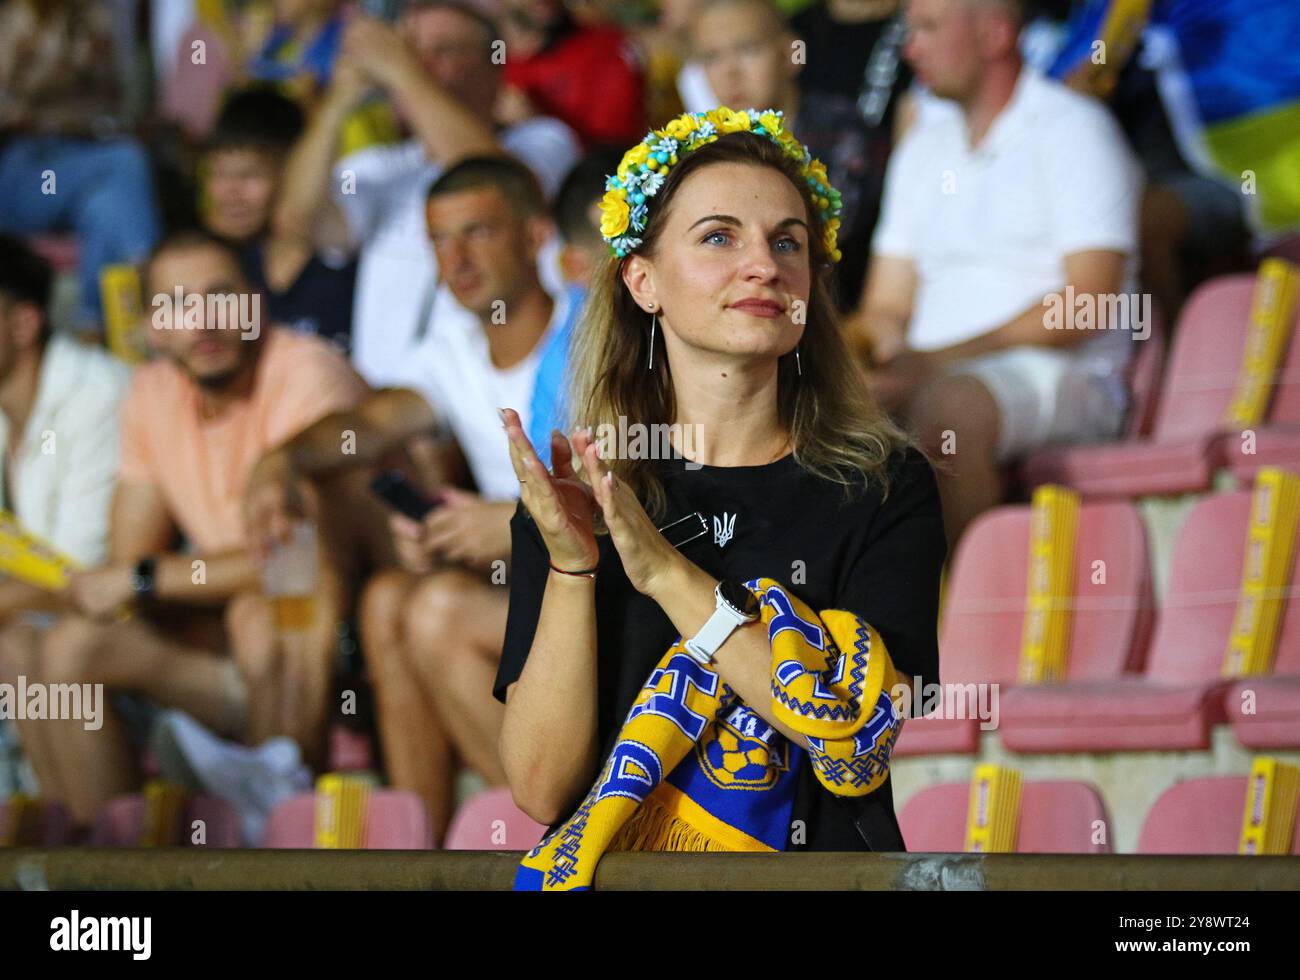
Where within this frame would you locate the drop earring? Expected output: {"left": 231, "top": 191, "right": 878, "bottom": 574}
{"left": 647, "top": 304, "right": 657, "bottom": 370}
{"left": 795, "top": 345, "right": 802, "bottom": 376}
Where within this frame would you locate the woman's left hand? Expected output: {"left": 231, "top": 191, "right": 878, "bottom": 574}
{"left": 578, "top": 440, "right": 682, "bottom": 598}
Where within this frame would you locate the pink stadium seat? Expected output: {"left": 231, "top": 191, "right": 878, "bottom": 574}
{"left": 0, "top": 800, "right": 74, "bottom": 846}
{"left": 1137, "top": 775, "right": 1300, "bottom": 854}
{"left": 262, "top": 789, "right": 433, "bottom": 849}
{"left": 894, "top": 501, "right": 1152, "bottom": 756}
{"left": 1124, "top": 311, "right": 1167, "bottom": 438}
{"left": 899, "top": 779, "right": 1112, "bottom": 853}
{"left": 90, "top": 794, "right": 241, "bottom": 847}
{"left": 1021, "top": 276, "right": 1260, "bottom": 497}
{"left": 443, "top": 787, "right": 548, "bottom": 851}
{"left": 1221, "top": 318, "right": 1300, "bottom": 481}
{"left": 1223, "top": 522, "right": 1300, "bottom": 748}
{"left": 328, "top": 725, "right": 374, "bottom": 773}
{"left": 1000, "top": 491, "right": 1261, "bottom": 752}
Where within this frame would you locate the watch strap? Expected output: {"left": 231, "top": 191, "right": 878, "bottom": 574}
{"left": 684, "top": 600, "right": 750, "bottom": 665}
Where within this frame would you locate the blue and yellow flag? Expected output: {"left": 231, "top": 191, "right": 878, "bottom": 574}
{"left": 1049, "top": 0, "right": 1300, "bottom": 236}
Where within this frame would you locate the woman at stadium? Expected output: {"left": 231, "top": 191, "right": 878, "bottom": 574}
{"left": 495, "top": 108, "right": 946, "bottom": 889}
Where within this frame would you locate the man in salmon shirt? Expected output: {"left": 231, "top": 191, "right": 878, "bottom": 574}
{"left": 24, "top": 230, "right": 386, "bottom": 838}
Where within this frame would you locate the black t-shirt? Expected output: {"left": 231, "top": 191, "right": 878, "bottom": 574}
{"left": 493, "top": 444, "right": 947, "bottom": 851}
{"left": 238, "top": 243, "right": 357, "bottom": 354}
{"left": 791, "top": 4, "right": 911, "bottom": 108}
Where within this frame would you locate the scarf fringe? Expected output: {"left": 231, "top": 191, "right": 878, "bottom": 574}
{"left": 608, "top": 797, "right": 730, "bottom": 853}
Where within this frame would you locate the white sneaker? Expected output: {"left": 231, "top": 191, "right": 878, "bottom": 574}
{"left": 153, "top": 710, "right": 312, "bottom": 845}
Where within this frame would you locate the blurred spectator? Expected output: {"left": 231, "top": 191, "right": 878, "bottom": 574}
{"left": 151, "top": 0, "right": 200, "bottom": 91}
{"left": 858, "top": 0, "right": 1142, "bottom": 545}
{"left": 244, "top": 157, "right": 564, "bottom": 840}
{"left": 634, "top": 0, "right": 714, "bottom": 122}
{"left": 691, "top": 0, "right": 897, "bottom": 306}
{"left": 15, "top": 230, "right": 380, "bottom": 829}
{"left": 527, "top": 149, "right": 621, "bottom": 464}
{"left": 1105, "top": 52, "right": 1251, "bottom": 331}
{"left": 203, "top": 86, "right": 358, "bottom": 352}
{"left": 158, "top": 0, "right": 244, "bottom": 141}
{"left": 0, "top": 0, "right": 163, "bottom": 334}
{"left": 0, "top": 236, "right": 129, "bottom": 614}
{"left": 791, "top": 0, "right": 908, "bottom": 106}
{"left": 276, "top": 0, "right": 578, "bottom": 387}
{"left": 0, "top": 234, "right": 129, "bottom": 823}
{"left": 498, "top": 0, "right": 646, "bottom": 146}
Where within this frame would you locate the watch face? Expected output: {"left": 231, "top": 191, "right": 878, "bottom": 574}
{"left": 719, "top": 579, "right": 759, "bottom": 619}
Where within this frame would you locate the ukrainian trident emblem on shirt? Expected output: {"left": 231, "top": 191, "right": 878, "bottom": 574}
{"left": 713, "top": 512, "right": 736, "bottom": 548}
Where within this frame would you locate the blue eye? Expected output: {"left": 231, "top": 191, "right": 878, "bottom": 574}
{"left": 775, "top": 236, "right": 802, "bottom": 253}
{"left": 702, "top": 230, "right": 730, "bottom": 245}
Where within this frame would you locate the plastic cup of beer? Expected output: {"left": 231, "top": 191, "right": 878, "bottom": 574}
{"left": 262, "top": 521, "right": 318, "bottom": 632}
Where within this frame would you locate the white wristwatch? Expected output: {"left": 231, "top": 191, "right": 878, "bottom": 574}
{"left": 684, "top": 580, "right": 760, "bottom": 665}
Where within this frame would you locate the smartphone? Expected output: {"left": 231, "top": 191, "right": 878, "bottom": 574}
{"left": 370, "top": 471, "right": 441, "bottom": 521}
{"left": 359, "top": 0, "right": 405, "bottom": 21}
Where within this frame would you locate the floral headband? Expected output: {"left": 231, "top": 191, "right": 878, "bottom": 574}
{"left": 599, "top": 107, "right": 843, "bottom": 263}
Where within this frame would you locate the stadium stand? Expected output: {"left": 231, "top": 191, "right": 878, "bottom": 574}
{"left": 898, "top": 778, "right": 1113, "bottom": 854}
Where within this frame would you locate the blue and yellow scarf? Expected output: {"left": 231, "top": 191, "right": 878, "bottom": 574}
{"left": 515, "top": 577, "right": 904, "bottom": 891}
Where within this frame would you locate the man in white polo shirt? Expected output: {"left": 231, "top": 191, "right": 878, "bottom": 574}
{"left": 243, "top": 156, "right": 565, "bottom": 842}
{"left": 856, "top": 0, "right": 1143, "bottom": 545}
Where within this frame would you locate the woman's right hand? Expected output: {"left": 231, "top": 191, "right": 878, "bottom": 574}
{"left": 501, "top": 408, "right": 600, "bottom": 572}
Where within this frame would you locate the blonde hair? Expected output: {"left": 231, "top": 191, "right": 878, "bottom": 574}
{"left": 565, "top": 131, "right": 913, "bottom": 521}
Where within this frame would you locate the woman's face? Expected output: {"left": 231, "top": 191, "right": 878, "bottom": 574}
{"left": 629, "top": 161, "right": 812, "bottom": 365}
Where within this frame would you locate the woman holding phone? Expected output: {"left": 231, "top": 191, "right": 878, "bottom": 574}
{"left": 495, "top": 108, "right": 946, "bottom": 888}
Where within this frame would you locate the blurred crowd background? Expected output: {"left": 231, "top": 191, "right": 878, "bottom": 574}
{"left": 1, "top": 0, "right": 1298, "bottom": 855}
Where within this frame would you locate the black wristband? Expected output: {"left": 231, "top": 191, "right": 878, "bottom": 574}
{"left": 131, "top": 556, "right": 157, "bottom": 601}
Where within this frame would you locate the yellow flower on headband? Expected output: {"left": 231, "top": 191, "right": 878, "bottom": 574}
{"left": 663, "top": 115, "right": 700, "bottom": 141}
{"left": 707, "top": 107, "right": 751, "bottom": 134}
{"left": 599, "top": 188, "right": 631, "bottom": 239}
{"left": 759, "top": 111, "right": 783, "bottom": 135}
{"left": 617, "top": 143, "right": 651, "bottom": 181}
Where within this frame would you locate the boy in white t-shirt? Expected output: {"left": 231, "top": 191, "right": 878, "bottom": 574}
{"left": 244, "top": 156, "right": 561, "bottom": 841}
{"left": 854, "top": 0, "right": 1143, "bottom": 545}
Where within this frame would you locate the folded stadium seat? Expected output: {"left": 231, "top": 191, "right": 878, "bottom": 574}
{"left": 1224, "top": 540, "right": 1300, "bottom": 749}
{"left": 893, "top": 500, "right": 1153, "bottom": 756}
{"left": 90, "top": 794, "right": 241, "bottom": 847}
{"left": 443, "top": 786, "right": 548, "bottom": 851}
{"left": 1021, "top": 276, "right": 1258, "bottom": 497}
{"left": 0, "top": 800, "right": 74, "bottom": 846}
{"left": 1000, "top": 491, "right": 1258, "bottom": 752}
{"left": 1221, "top": 311, "right": 1300, "bottom": 482}
{"left": 898, "top": 779, "right": 1112, "bottom": 853}
{"left": 262, "top": 789, "right": 433, "bottom": 849}
{"left": 1136, "top": 775, "right": 1300, "bottom": 854}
